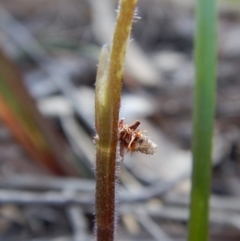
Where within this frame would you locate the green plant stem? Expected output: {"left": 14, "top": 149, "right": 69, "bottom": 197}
{"left": 94, "top": 1, "right": 138, "bottom": 241}
{"left": 187, "top": 0, "right": 216, "bottom": 240}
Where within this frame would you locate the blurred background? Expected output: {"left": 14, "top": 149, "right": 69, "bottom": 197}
{"left": 0, "top": 0, "right": 240, "bottom": 240}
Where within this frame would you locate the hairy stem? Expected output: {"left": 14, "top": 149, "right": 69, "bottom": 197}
{"left": 94, "top": 1, "right": 138, "bottom": 241}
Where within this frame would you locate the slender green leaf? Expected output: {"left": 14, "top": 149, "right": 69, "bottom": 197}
{"left": 188, "top": 0, "right": 217, "bottom": 240}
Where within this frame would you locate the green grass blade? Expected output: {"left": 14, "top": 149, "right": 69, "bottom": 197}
{"left": 187, "top": 0, "right": 217, "bottom": 240}
{"left": 0, "top": 50, "right": 77, "bottom": 176}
